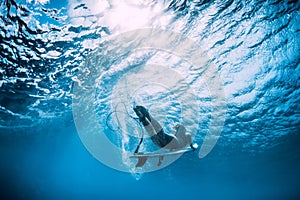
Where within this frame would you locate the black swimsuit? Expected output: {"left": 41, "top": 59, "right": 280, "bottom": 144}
{"left": 150, "top": 129, "right": 174, "bottom": 148}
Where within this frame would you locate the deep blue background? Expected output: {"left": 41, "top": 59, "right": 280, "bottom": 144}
{"left": 1, "top": 120, "right": 299, "bottom": 199}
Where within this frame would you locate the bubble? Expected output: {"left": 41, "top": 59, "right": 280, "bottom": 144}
{"left": 72, "top": 28, "right": 226, "bottom": 173}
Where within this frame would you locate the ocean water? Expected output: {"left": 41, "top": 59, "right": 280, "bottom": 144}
{"left": 0, "top": 0, "right": 300, "bottom": 199}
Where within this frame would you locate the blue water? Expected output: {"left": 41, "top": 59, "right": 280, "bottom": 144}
{"left": 1, "top": 0, "right": 300, "bottom": 199}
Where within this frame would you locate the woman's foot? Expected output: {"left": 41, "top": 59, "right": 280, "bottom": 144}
{"left": 133, "top": 106, "right": 151, "bottom": 126}
{"left": 134, "top": 106, "right": 151, "bottom": 121}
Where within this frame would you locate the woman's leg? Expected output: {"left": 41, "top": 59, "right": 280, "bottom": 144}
{"left": 134, "top": 106, "right": 163, "bottom": 134}
{"left": 148, "top": 114, "right": 163, "bottom": 133}
{"left": 133, "top": 106, "right": 175, "bottom": 147}
{"left": 143, "top": 118, "right": 157, "bottom": 137}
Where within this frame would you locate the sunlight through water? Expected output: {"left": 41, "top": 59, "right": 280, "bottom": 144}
{"left": 1, "top": 0, "right": 299, "bottom": 169}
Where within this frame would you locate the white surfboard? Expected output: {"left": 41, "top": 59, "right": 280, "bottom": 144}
{"left": 130, "top": 143, "right": 198, "bottom": 158}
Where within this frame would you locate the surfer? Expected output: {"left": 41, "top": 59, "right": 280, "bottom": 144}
{"left": 133, "top": 105, "right": 197, "bottom": 167}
